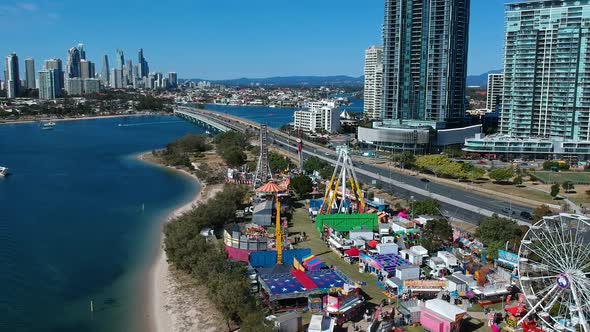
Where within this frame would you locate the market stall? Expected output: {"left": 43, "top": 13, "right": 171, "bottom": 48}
{"left": 359, "top": 253, "right": 410, "bottom": 278}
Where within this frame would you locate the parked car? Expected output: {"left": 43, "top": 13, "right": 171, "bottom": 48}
{"left": 520, "top": 211, "right": 534, "bottom": 220}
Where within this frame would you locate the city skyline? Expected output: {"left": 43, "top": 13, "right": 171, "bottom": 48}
{"left": 1, "top": 0, "right": 506, "bottom": 79}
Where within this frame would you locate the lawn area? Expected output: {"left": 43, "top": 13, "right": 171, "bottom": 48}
{"left": 531, "top": 171, "right": 590, "bottom": 184}
{"left": 477, "top": 181, "right": 554, "bottom": 205}
{"left": 288, "top": 204, "right": 388, "bottom": 304}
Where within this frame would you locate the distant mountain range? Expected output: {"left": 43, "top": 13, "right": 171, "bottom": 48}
{"left": 182, "top": 75, "right": 364, "bottom": 87}
{"left": 466, "top": 69, "right": 503, "bottom": 88}
{"left": 182, "top": 70, "right": 502, "bottom": 88}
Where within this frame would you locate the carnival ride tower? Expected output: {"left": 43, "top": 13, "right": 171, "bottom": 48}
{"left": 319, "top": 146, "right": 365, "bottom": 214}
{"left": 253, "top": 124, "right": 272, "bottom": 188}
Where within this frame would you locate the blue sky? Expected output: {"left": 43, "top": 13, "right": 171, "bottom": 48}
{"left": 2, "top": 0, "right": 506, "bottom": 79}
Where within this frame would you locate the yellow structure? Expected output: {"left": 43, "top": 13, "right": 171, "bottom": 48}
{"left": 320, "top": 146, "right": 365, "bottom": 214}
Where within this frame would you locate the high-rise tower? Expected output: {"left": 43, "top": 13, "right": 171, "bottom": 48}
{"left": 66, "top": 47, "right": 81, "bottom": 78}
{"left": 101, "top": 55, "right": 110, "bottom": 86}
{"left": 501, "top": 0, "right": 590, "bottom": 140}
{"left": 363, "top": 46, "right": 383, "bottom": 120}
{"left": 382, "top": 0, "right": 470, "bottom": 127}
{"left": 44, "top": 58, "right": 64, "bottom": 92}
{"left": 24, "top": 58, "right": 36, "bottom": 89}
{"left": 77, "top": 43, "right": 86, "bottom": 60}
{"left": 116, "top": 49, "right": 125, "bottom": 71}
{"left": 5, "top": 53, "right": 20, "bottom": 98}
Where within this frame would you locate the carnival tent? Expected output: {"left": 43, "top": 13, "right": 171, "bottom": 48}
{"left": 344, "top": 247, "right": 360, "bottom": 257}
{"left": 316, "top": 214, "right": 378, "bottom": 233}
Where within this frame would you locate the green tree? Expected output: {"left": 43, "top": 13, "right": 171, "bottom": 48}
{"left": 464, "top": 164, "right": 486, "bottom": 182}
{"left": 543, "top": 160, "right": 570, "bottom": 171}
{"left": 532, "top": 204, "right": 553, "bottom": 221}
{"left": 415, "top": 155, "right": 452, "bottom": 177}
{"left": 268, "top": 151, "right": 292, "bottom": 172}
{"left": 513, "top": 175, "right": 523, "bottom": 186}
{"left": 222, "top": 147, "right": 247, "bottom": 168}
{"left": 392, "top": 151, "right": 416, "bottom": 169}
{"left": 488, "top": 167, "right": 515, "bottom": 183}
{"left": 214, "top": 131, "right": 250, "bottom": 151}
{"left": 550, "top": 183, "right": 561, "bottom": 198}
{"left": 411, "top": 199, "right": 441, "bottom": 216}
{"left": 562, "top": 181, "right": 575, "bottom": 193}
{"left": 475, "top": 215, "right": 523, "bottom": 258}
{"left": 421, "top": 219, "right": 453, "bottom": 252}
{"left": 303, "top": 156, "right": 328, "bottom": 173}
{"left": 290, "top": 174, "right": 313, "bottom": 197}
{"left": 166, "top": 134, "right": 211, "bottom": 154}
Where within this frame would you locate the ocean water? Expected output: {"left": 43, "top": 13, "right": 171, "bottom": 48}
{"left": 0, "top": 115, "right": 204, "bottom": 332}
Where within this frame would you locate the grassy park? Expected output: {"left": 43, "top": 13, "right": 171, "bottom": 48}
{"left": 530, "top": 171, "right": 590, "bottom": 184}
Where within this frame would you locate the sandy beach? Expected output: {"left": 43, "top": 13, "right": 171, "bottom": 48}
{"left": 139, "top": 153, "right": 225, "bottom": 332}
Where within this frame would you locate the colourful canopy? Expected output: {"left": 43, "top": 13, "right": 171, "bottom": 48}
{"left": 291, "top": 269, "right": 318, "bottom": 290}
{"left": 368, "top": 240, "right": 379, "bottom": 248}
{"left": 344, "top": 247, "right": 361, "bottom": 257}
{"left": 256, "top": 181, "right": 284, "bottom": 193}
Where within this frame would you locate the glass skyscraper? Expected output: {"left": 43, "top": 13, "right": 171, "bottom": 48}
{"left": 501, "top": 0, "right": 590, "bottom": 141}
{"left": 382, "top": 0, "right": 470, "bottom": 128}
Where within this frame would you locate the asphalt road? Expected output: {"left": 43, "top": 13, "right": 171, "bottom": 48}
{"left": 176, "top": 107, "right": 533, "bottom": 225}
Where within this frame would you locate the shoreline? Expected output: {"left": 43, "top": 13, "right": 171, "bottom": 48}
{"left": 138, "top": 152, "right": 224, "bottom": 332}
{"left": 0, "top": 112, "right": 164, "bottom": 126}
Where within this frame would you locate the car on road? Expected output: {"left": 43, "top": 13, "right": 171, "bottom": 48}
{"left": 520, "top": 211, "right": 533, "bottom": 220}
{"left": 420, "top": 178, "right": 430, "bottom": 183}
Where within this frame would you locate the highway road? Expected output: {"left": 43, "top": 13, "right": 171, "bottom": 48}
{"left": 178, "top": 107, "right": 533, "bottom": 225}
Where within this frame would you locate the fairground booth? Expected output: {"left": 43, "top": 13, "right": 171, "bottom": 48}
{"left": 419, "top": 299, "right": 467, "bottom": 332}
{"left": 223, "top": 223, "right": 269, "bottom": 262}
{"left": 316, "top": 214, "right": 379, "bottom": 237}
{"left": 359, "top": 252, "right": 411, "bottom": 278}
{"left": 253, "top": 249, "right": 363, "bottom": 322}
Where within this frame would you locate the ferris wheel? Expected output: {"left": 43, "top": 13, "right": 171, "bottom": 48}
{"left": 517, "top": 214, "right": 590, "bottom": 332}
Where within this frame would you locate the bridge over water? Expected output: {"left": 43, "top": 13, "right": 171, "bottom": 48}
{"left": 174, "top": 106, "right": 241, "bottom": 133}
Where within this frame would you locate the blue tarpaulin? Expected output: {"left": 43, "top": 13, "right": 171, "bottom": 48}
{"left": 309, "top": 199, "right": 323, "bottom": 210}
{"left": 250, "top": 248, "right": 312, "bottom": 268}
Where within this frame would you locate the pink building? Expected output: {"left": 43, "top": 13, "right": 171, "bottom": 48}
{"left": 419, "top": 299, "right": 467, "bottom": 332}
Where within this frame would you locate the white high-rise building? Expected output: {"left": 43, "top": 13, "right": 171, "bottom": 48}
{"left": 38, "top": 69, "right": 59, "bottom": 100}
{"left": 110, "top": 68, "right": 123, "bottom": 89}
{"left": 65, "top": 78, "right": 83, "bottom": 95}
{"left": 486, "top": 73, "right": 503, "bottom": 112}
{"left": 294, "top": 100, "right": 341, "bottom": 133}
{"left": 83, "top": 79, "right": 100, "bottom": 94}
{"left": 363, "top": 46, "right": 383, "bottom": 120}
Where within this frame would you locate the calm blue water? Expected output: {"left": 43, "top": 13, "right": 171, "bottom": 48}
{"left": 204, "top": 99, "right": 363, "bottom": 128}
{"left": 205, "top": 104, "right": 296, "bottom": 128}
{"left": 0, "top": 115, "right": 204, "bottom": 332}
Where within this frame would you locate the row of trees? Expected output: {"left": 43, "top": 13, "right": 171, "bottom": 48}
{"left": 164, "top": 186, "right": 270, "bottom": 331}
{"left": 414, "top": 155, "right": 486, "bottom": 181}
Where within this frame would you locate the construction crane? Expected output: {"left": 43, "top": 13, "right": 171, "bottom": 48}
{"left": 319, "top": 146, "right": 365, "bottom": 214}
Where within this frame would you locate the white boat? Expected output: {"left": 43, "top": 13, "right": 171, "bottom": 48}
{"left": 0, "top": 166, "right": 9, "bottom": 177}
{"left": 41, "top": 121, "right": 56, "bottom": 130}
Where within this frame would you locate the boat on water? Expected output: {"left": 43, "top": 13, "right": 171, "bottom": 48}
{"left": 0, "top": 166, "right": 9, "bottom": 177}
{"left": 40, "top": 122, "right": 56, "bottom": 130}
